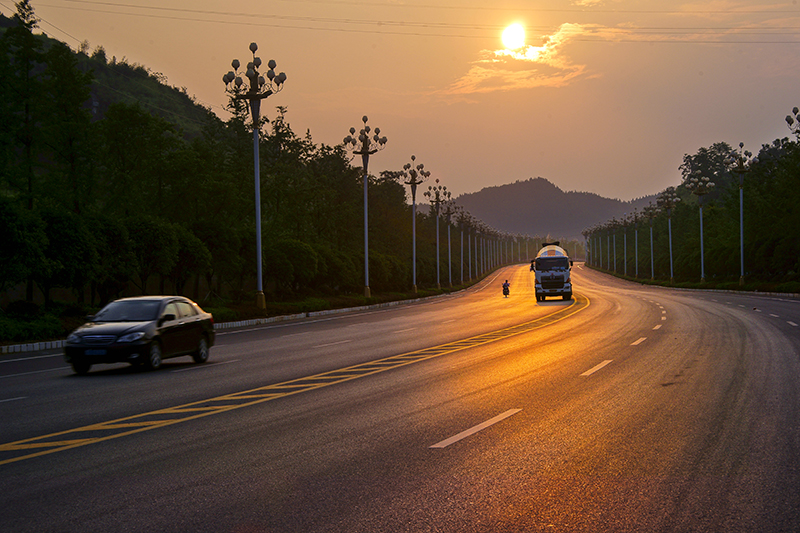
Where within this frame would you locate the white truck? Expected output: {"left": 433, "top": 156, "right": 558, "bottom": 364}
{"left": 532, "top": 242, "right": 573, "bottom": 302}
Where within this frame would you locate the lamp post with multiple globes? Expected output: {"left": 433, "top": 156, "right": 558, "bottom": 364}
{"left": 729, "top": 142, "right": 753, "bottom": 286}
{"left": 222, "top": 42, "right": 286, "bottom": 310}
{"left": 657, "top": 188, "right": 680, "bottom": 283}
{"left": 403, "top": 155, "right": 428, "bottom": 293}
{"left": 684, "top": 170, "right": 715, "bottom": 282}
{"left": 424, "top": 179, "right": 450, "bottom": 289}
{"left": 343, "top": 116, "right": 388, "bottom": 298}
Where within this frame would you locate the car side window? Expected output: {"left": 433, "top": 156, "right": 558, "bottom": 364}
{"left": 163, "top": 303, "right": 180, "bottom": 321}
{"left": 176, "top": 302, "right": 196, "bottom": 318}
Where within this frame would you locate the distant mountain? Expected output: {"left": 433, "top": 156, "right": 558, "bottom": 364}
{"left": 455, "top": 177, "right": 656, "bottom": 241}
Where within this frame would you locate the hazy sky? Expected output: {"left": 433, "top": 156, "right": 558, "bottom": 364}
{"left": 6, "top": 0, "right": 800, "bottom": 200}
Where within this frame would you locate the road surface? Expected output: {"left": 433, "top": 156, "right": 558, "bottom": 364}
{"left": 1, "top": 264, "right": 799, "bottom": 532}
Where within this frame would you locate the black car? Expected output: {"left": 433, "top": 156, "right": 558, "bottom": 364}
{"left": 64, "top": 296, "right": 215, "bottom": 375}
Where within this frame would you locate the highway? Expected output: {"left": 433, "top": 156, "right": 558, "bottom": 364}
{"left": 1, "top": 264, "right": 799, "bottom": 532}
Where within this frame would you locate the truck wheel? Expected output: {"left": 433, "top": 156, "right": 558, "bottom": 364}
{"left": 563, "top": 294, "right": 572, "bottom": 301}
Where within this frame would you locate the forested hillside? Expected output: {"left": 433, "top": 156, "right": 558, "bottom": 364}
{"left": 0, "top": 1, "right": 533, "bottom": 340}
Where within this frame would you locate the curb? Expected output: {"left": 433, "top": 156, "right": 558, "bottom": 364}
{"left": 1, "top": 292, "right": 459, "bottom": 356}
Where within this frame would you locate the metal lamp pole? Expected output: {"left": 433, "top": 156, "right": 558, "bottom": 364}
{"left": 729, "top": 142, "right": 752, "bottom": 286}
{"left": 685, "top": 170, "right": 715, "bottom": 282}
{"left": 403, "top": 155, "right": 428, "bottom": 293}
{"left": 424, "top": 179, "right": 449, "bottom": 289}
{"left": 343, "top": 116, "right": 387, "bottom": 298}
{"left": 223, "top": 42, "right": 286, "bottom": 310}
{"left": 658, "top": 188, "right": 680, "bottom": 283}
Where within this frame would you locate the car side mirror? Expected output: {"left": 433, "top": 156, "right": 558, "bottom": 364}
{"left": 160, "top": 313, "right": 176, "bottom": 325}
{"left": 86, "top": 314, "right": 95, "bottom": 322}
{"left": 570, "top": 260, "right": 574, "bottom": 267}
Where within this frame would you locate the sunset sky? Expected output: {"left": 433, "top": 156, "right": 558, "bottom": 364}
{"left": 6, "top": 0, "right": 800, "bottom": 201}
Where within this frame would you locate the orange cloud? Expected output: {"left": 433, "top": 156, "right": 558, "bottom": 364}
{"left": 440, "top": 23, "right": 595, "bottom": 96}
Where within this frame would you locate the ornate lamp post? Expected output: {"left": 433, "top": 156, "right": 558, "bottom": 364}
{"left": 684, "top": 170, "right": 715, "bottom": 282}
{"left": 403, "top": 155, "right": 428, "bottom": 293}
{"left": 443, "top": 199, "right": 456, "bottom": 287}
{"left": 632, "top": 209, "right": 639, "bottom": 278}
{"left": 424, "top": 179, "right": 450, "bottom": 289}
{"left": 658, "top": 188, "right": 680, "bottom": 283}
{"left": 644, "top": 203, "right": 659, "bottom": 280}
{"left": 343, "top": 116, "right": 388, "bottom": 298}
{"left": 729, "top": 142, "right": 753, "bottom": 286}
{"left": 223, "top": 42, "right": 286, "bottom": 310}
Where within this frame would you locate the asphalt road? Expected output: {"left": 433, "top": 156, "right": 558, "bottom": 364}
{"left": 1, "top": 264, "right": 799, "bottom": 532}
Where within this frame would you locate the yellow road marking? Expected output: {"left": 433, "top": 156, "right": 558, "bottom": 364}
{"left": 1, "top": 294, "right": 589, "bottom": 466}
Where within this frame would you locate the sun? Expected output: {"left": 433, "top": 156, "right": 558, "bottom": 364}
{"left": 502, "top": 23, "right": 526, "bottom": 50}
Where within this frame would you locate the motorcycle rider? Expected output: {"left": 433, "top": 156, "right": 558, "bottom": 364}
{"left": 502, "top": 280, "right": 510, "bottom": 297}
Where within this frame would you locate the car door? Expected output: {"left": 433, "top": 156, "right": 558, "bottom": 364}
{"left": 175, "top": 301, "right": 201, "bottom": 353}
{"left": 158, "top": 301, "right": 183, "bottom": 356}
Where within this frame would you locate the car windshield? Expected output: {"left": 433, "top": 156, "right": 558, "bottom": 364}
{"left": 536, "top": 257, "right": 570, "bottom": 271}
{"left": 93, "top": 300, "right": 161, "bottom": 322}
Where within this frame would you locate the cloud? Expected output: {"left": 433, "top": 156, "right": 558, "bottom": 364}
{"left": 439, "top": 23, "right": 595, "bottom": 96}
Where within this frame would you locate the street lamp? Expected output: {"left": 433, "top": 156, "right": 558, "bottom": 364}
{"left": 684, "top": 170, "right": 715, "bottom": 282}
{"left": 657, "top": 188, "right": 680, "bottom": 283}
{"left": 443, "top": 199, "right": 456, "bottom": 287}
{"left": 223, "top": 42, "right": 286, "bottom": 310}
{"left": 644, "top": 203, "right": 659, "bottom": 280}
{"left": 343, "top": 116, "right": 388, "bottom": 298}
{"left": 728, "top": 142, "right": 753, "bottom": 286}
{"left": 424, "top": 179, "right": 450, "bottom": 289}
{"left": 403, "top": 155, "right": 428, "bottom": 293}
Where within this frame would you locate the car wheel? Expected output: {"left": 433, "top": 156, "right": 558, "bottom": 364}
{"left": 145, "top": 342, "right": 162, "bottom": 370}
{"left": 72, "top": 361, "right": 91, "bottom": 375}
{"left": 192, "top": 337, "right": 209, "bottom": 364}
{"left": 563, "top": 294, "right": 572, "bottom": 301}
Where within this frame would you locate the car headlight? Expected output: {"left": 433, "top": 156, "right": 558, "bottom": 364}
{"left": 67, "top": 333, "right": 80, "bottom": 344}
{"left": 117, "top": 331, "right": 146, "bottom": 343}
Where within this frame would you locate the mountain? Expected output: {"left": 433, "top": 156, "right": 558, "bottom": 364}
{"left": 455, "top": 177, "right": 656, "bottom": 241}
{"left": 0, "top": 12, "right": 215, "bottom": 137}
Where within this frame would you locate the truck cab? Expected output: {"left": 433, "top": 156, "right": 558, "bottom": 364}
{"left": 532, "top": 243, "right": 573, "bottom": 302}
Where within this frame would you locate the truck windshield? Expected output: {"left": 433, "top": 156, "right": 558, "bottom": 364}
{"left": 535, "top": 257, "right": 570, "bottom": 271}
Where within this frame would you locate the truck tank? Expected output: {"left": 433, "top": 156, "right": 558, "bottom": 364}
{"left": 532, "top": 243, "right": 573, "bottom": 302}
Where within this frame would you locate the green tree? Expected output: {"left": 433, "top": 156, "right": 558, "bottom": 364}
{"left": 0, "top": 195, "right": 45, "bottom": 292}
{"left": 168, "top": 225, "right": 211, "bottom": 297}
{"left": 125, "top": 216, "right": 178, "bottom": 294}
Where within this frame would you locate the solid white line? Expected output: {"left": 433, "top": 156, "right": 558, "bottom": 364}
{"left": 313, "top": 340, "right": 353, "bottom": 348}
{"left": 631, "top": 337, "right": 647, "bottom": 346}
{"left": 0, "top": 396, "right": 26, "bottom": 403}
{"left": 280, "top": 332, "right": 307, "bottom": 339}
{"left": 0, "top": 367, "right": 65, "bottom": 379}
{"left": 171, "top": 359, "right": 240, "bottom": 373}
{"left": 581, "top": 360, "right": 613, "bottom": 377}
{"left": 430, "top": 409, "right": 522, "bottom": 449}
{"left": 653, "top": 324, "right": 662, "bottom": 330}
{"left": 0, "top": 353, "right": 62, "bottom": 364}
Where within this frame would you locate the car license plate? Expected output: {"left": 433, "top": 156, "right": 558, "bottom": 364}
{"left": 85, "top": 349, "right": 107, "bottom": 356}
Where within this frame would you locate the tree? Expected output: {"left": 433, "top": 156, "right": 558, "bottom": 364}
{"left": 168, "top": 225, "right": 211, "bottom": 297}
{"left": 0, "top": 195, "right": 45, "bottom": 292}
{"left": 125, "top": 216, "right": 178, "bottom": 294}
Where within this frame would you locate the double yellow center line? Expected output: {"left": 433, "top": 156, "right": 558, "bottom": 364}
{"left": 1, "top": 294, "right": 589, "bottom": 466}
